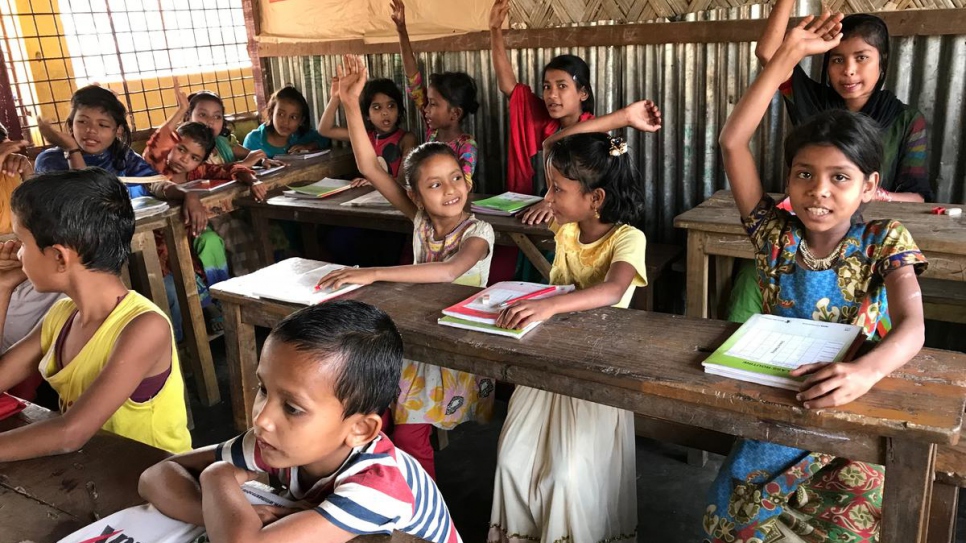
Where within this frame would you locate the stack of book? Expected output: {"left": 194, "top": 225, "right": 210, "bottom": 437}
{"left": 131, "top": 196, "right": 169, "bottom": 220}
{"left": 283, "top": 178, "right": 353, "bottom": 199}
{"left": 273, "top": 149, "right": 331, "bottom": 161}
{"left": 438, "top": 281, "right": 574, "bottom": 339}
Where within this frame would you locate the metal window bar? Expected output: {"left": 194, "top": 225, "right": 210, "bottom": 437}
{"left": 0, "top": 0, "right": 257, "bottom": 146}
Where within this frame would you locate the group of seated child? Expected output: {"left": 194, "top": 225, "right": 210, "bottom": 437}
{"left": 0, "top": 0, "right": 937, "bottom": 541}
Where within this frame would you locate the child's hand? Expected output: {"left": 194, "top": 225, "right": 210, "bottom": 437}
{"left": 329, "top": 76, "right": 341, "bottom": 100}
{"left": 496, "top": 298, "right": 555, "bottom": 330}
{"left": 337, "top": 55, "right": 368, "bottom": 104}
{"left": 173, "top": 77, "right": 189, "bottom": 111}
{"left": 790, "top": 359, "right": 883, "bottom": 409}
{"left": 316, "top": 267, "right": 375, "bottom": 291}
{"left": 0, "top": 240, "right": 26, "bottom": 290}
{"left": 782, "top": 11, "right": 843, "bottom": 58}
{"left": 390, "top": 0, "right": 406, "bottom": 29}
{"left": 0, "top": 140, "right": 32, "bottom": 177}
{"left": 249, "top": 180, "right": 268, "bottom": 202}
{"left": 252, "top": 505, "right": 299, "bottom": 527}
{"left": 200, "top": 461, "right": 259, "bottom": 486}
{"left": 490, "top": 0, "right": 509, "bottom": 30}
{"left": 240, "top": 149, "right": 268, "bottom": 168}
{"left": 182, "top": 192, "right": 208, "bottom": 237}
{"left": 520, "top": 200, "right": 553, "bottom": 225}
{"left": 37, "top": 118, "right": 78, "bottom": 150}
{"left": 286, "top": 143, "right": 317, "bottom": 154}
{"left": 350, "top": 177, "right": 371, "bottom": 188}
{"left": 624, "top": 100, "right": 662, "bottom": 133}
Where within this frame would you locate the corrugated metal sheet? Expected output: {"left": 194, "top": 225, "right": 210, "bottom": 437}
{"left": 266, "top": 6, "right": 966, "bottom": 244}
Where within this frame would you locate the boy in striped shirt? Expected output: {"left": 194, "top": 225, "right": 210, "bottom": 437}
{"left": 139, "top": 300, "right": 461, "bottom": 543}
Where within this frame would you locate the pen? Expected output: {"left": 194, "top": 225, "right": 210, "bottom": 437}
{"left": 498, "top": 286, "right": 560, "bottom": 308}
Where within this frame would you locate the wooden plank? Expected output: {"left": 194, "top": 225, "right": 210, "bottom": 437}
{"left": 163, "top": 214, "right": 221, "bottom": 406}
{"left": 509, "top": 233, "right": 552, "bottom": 281}
{"left": 223, "top": 301, "right": 260, "bottom": 431}
{"left": 685, "top": 229, "right": 709, "bottom": 318}
{"left": 128, "top": 230, "right": 172, "bottom": 320}
{"left": 242, "top": 0, "right": 268, "bottom": 112}
{"left": 255, "top": 9, "right": 966, "bottom": 58}
{"left": 881, "top": 439, "right": 936, "bottom": 543}
{"left": 250, "top": 206, "right": 275, "bottom": 269}
{"left": 0, "top": 486, "right": 84, "bottom": 542}
{"left": 926, "top": 482, "right": 958, "bottom": 543}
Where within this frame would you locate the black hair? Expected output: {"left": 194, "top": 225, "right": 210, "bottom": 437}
{"left": 543, "top": 54, "right": 595, "bottom": 115}
{"left": 428, "top": 72, "right": 479, "bottom": 122}
{"left": 402, "top": 141, "right": 462, "bottom": 194}
{"left": 546, "top": 133, "right": 645, "bottom": 225}
{"left": 360, "top": 78, "right": 406, "bottom": 131}
{"left": 176, "top": 121, "right": 217, "bottom": 161}
{"left": 11, "top": 167, "right": 134, "bottom": 275}
{"left": 268, "top": 300, "right": 404, "bottom": 418}
{"left": 184, "top": 91, "right": 232, "bottom": 138}
{"left": 784, "top": 110, "right": 883, "bottom": 177}
{"left": 67, "top": 85, "right": 134, "bottom": 172}
{"left": 840, "top": 14, "right": 890, "bottom": 74}
{"left": 264, "top": 85, "right": 312, "bottom": 136}
{"left": 0, "top": 121, "right": 7, "bottom": 141}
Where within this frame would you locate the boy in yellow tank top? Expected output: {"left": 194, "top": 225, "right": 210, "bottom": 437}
{"left": 0, "top": 167, "right": 190, "bottom": 459}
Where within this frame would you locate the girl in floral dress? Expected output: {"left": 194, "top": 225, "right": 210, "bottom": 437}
{"left": 704, "top": 13, "right": 927, "bottom": 543}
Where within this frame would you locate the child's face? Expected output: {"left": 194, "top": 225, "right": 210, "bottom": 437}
{"left": 786, "top": 144, "right": 877, "bottom": 234}
{"left": 544, "top": 163, "right": 598, "bottom": 225}
{"left": 166, "top": 137, "right": 206, "bottom": 175}
{"left": 827, "top": 37, "right": 882, "bottom": 105}
{"left": 189, "top": 99, "right": 225, "bottom": 138}
{"left": 11, "top": 216, "right": 59, "bottom": 292}
{"left": 368, "top": 92, "right": 400, "bottom": 134}
{"left": 542, "top": 69, "right": 588, "bottom": 120}
{"left": 70, "top": 106, "right": 119, "bottom": 154}
{"left": 270, "top": 99, "right": 303, "bottom": 138}
{"left": 423, "top": 87, "right": 455, "bottom": 131}
{"left": 251, "top": 339, "right": 369, "bottom": 479}
{"left": 410, "top": 154, "right": 469, "bottom": 221}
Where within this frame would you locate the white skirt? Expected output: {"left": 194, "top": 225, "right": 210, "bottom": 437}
{"left": 488, "top": 386, "right": 637, "bottom": 543}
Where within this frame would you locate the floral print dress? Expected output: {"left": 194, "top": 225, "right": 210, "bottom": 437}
{"left": 702, "top": 196, "right": 927, "bottom": 543}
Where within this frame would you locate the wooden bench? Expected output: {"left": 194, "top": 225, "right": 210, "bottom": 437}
{"left": 921, "top": 278, "right": 966, "bottom": 324}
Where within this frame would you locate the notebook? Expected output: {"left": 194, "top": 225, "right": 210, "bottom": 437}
{"left": 131, "top": 196, "right": 170, "bottom": 220}
{"left": 237, "top": 258, "right": 364, "bottom": 305}
{"left": 0, "top": 393, "right": 26, "bottom": 421}
{"left": 702, "top": 314, "right": 865, "bottom": 390}
{"left": 470, "top": 192, "right": 544, "bottom": 216}
{"left": 180, "top": 178, "right": 237, "bottom": 192}
{"left": 273, "top": 149, "right": 331, "bottom": 161}
{"left": 252, "top": 163, "right": 286, "bottom": 177}
{"left": 438, "top": 281, "right": 575, "bottom": 339}
{"left": 340, "top": 190, "right": 392, "bottom": 207}
{"left": 118, "top": 174, "right": 170, "bottom": 185}
{"left": 283, "top": 178, "right": 353, "bottom": 199}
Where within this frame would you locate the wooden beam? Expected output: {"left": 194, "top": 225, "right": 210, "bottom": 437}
{"left": 242, "top": 0, "right": 269, "bottom": 113}
{"left": 255, "top": 8, "right": 966, "bottom": 58}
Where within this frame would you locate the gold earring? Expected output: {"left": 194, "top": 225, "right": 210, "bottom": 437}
{"left": 594, "top": 208, "right": 600, "bottom": 219}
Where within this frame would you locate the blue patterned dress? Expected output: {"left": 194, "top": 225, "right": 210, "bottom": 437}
{"left": 702, "top": 196, "right": 927, "bottom": 543}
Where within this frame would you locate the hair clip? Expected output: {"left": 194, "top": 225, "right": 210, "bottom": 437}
{"left": 609, "top": 137, "right": 627, "bottom": 157}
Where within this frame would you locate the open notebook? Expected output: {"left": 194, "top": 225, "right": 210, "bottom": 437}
{"left": 438, "top": 281, "right": 575, "bottom": 339}
{"left": 283, "top": 178, "right": 353, "bottom": 199}
{"left": 702, "top": 314, "right": 865, "bottom": 390}
{"left": 212, "top": 258, "right": 363, "bottom": 305}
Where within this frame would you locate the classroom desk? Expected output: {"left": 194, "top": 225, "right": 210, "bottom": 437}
{"left": 0, "top": 402, "right": 169, "bottom": 542}
{"left": 211, "top": 278, "right": 966, "bottom": 543}
{"left": 674, "top": 190, "right": 966, "bottom": 319}
{"left": 241, "top": 189, "right": 557, "bottom": 280}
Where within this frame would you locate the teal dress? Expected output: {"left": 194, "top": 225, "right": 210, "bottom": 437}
{"left": 241, "top": 123, "right": 330, "bottom": 158}
{"left": 703, "top": 196, "right": 927, "bottom": 543}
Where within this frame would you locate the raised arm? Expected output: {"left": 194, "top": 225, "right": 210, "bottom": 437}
{"left": 756, "top": 0, "right": 796, "bottom": 66}
{"left": 318, "top": 77, "right": 350, "bottom": 142}
{"left": 392, "top": 0, "right": 420, "bottom": 81}
{"left": 339, "top": 55, "right": 418, "bottom": 219}
{"left": 489, "top": 0, "right": 517, "bottom": 97}
{"left": 719, "top": 13, "right": 842, "bottom": 218}
{"left": 157, "top": 78, "right": 190, "bottom": 136}
{"left": 542, "top": 99, "right": 662, "bottom": 152}
{"left": 36, "top": 119, "right": 86, "bottom": 170}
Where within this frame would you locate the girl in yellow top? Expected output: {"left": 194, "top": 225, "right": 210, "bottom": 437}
{"left": 0, "top": 168, "right": 190, "bottom": 460}
{"left": 489, "top": 133, "right": 652, "bottom": 543}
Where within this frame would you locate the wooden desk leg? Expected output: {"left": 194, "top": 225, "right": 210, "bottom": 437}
{"left": 711, "top": 255, "right": 735, "bottom": 321}
{"left": 223, "top": 302, "right": 258, "bottom": 431}
{"left": 163, "top": 216, "right": 221, "bottom": 406}
{"left": 250, "top": 208, "right": 274, "bottom": 268}
{"left": 509, "top": 233, "right": 551, "bottom": 281}
{"left": 685, "top": 230, "right": 709, "bottom": 319}
{"left": 881, "top": 439, "right": 936, "bottom": 543}
{"left": 926, "top": 482, "right": 958, "bottom": 543}
{"left": 138, "top": 232, "right": 173, "bottom": 321}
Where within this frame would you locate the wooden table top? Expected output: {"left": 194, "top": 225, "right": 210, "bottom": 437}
{"left": 212, "top": 281, "right": 966, "bottom": 454}
{"left": 674, "top": 190, "right": 966, "bottom": 256}
{"left": 0, "top": 403, "right": 169, "bottom": 542}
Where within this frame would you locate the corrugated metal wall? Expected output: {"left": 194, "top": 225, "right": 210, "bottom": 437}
{"left": 265, "top": 6, "right": 966, "bottom": 244}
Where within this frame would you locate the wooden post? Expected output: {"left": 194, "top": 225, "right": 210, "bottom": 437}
{"left": 926, "top": 482, "right": 958, "bottom": 543}
{"left": 509, "top": 233, "right": 551, "bottom": 281}
{"left": 223, "top": 301, "right": 259, "bottom": 431}
{"left": 881, "top": 439, "right": 937, "bottom": 543}
{"left": 250, "top": 207, "right": 275, "bottom": 268}
{"left": 685, "top": 229, "right": 709, "bottom": 319}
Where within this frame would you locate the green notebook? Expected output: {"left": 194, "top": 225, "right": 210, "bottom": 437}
{"left": 284, "top": 178, "right": 353, "bottom": 199}
{"left": 471, "top": 192, "right": 543, "bottom": 216}
{"left": 702, "top": 314, "right": 864, "bottom": 390}
{"left": 437, "top": 316, "right": 537, "bottom": 340}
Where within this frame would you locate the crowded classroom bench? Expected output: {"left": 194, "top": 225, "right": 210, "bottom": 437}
{"left": 210, "top": 278, "right": 966, "bottom": 543}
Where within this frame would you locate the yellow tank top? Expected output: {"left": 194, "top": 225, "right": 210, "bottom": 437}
{"left": 39, "top": 292, "right": 192, "bottom": 453}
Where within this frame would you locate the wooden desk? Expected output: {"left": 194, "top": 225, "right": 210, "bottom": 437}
{"left": 674, "top": 190, "right": 966, "bottom": 319}
{"left": 0, "top": 402, "right": 169, "bottom": 542}
{"left": 212, "top": 279, "right": 966, "bottom": 543}
{"left": 242, "top": 189, "right": 557, "bottom": 280}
